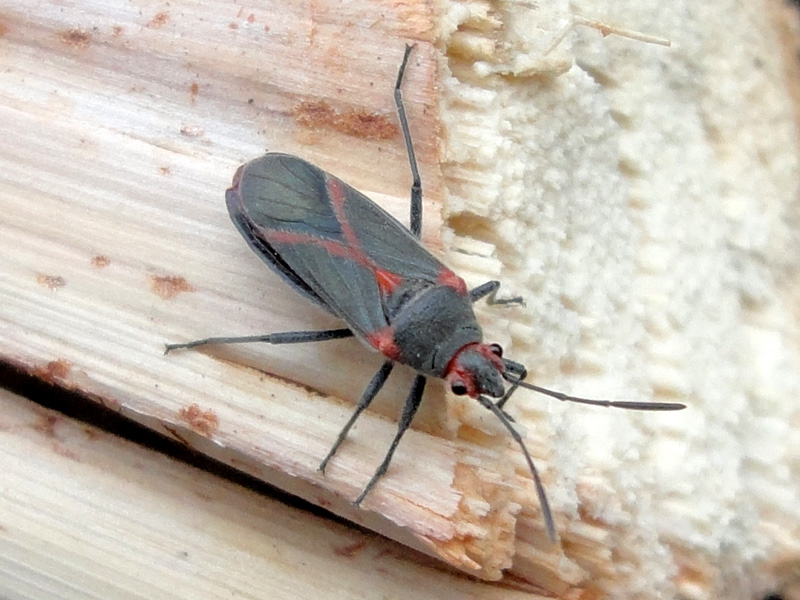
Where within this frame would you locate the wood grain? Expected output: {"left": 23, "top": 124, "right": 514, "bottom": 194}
{"left": 2, "top": 0, "right": 800, "bottom": 597}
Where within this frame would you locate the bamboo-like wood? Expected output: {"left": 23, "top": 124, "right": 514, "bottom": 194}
{"left": 0, "top": 387, "right": 549, "bottom": 600}
{"left": 0, "top": 0, "right": 532, "bottom": 586}
{"left": 437, "top": 1, "right": 800, "bottom": 597}
{"left": 2, "top": 0, "right": 800, "bottom": 597}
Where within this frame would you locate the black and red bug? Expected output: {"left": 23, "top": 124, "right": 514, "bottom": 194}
{"left": 166, "top": 44, "right": 686, "bottom": 542}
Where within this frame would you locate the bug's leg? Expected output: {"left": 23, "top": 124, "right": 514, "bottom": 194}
{"left": 469, "top": 280, "right": 500, "bottom": 302}
{"left": 498, "top": 358, "right": 526, "bottom": 411}
{"left": 164, "top": 328, "right": 354, "bottom": 354}
{"left": 477, "top": 394, "right": 557, "bottom": 543}
{"left": 354, "top": 374, "right": 426, "bottom": 506}
{"left": 319, "top": 361, "right": 394, "bottom": 473}
{"left": 497, "top": 357, "right": 527, "bottom": 413}
{"left": 469, "top": 281, "right": 525, "bottom": 307}
{"left": 394, "top": 44, "right": 422, "bottom": 239}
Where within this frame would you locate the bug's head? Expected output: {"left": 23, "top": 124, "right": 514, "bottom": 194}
{"left": 445, "top": 343, "right": 506, "bottom": 398}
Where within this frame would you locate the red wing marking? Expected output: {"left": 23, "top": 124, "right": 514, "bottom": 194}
{"left": 366, "top": 326, "right": 401, "bottom": 361}
{"left": 268, "top": 230, "right": 364, "bottom": 262}
{"left": 326, "top": 177, "right": 364, "bottom": 253}
{"left": 374, "top": 268, "right": 404, "bottom": 295}
{"left": 437, "top": 268, "right": 467, "bottom": 296}
{"left": 266, "top": 175, "right": 408, "bottom": 299}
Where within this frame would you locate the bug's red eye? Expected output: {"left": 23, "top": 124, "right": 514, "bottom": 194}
{"left": 451, "top": 381, "right": 468, "bottom": 396}
{"left": 489, "top": 344, "right": 503, "bottom": 357}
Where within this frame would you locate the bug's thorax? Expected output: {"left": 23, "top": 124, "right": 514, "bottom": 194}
{"left": 364, "top": 281, "right": 485, "bottom": 377}
{"left": 444, "top": 343, "right": 506, "bottom": 398}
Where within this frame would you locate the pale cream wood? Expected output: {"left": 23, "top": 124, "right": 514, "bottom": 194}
{"left": 0, "top": 388, "right": 549, "bottom": 600}
{"left": 1, "top": 0, "right": 800, "bottom": 597}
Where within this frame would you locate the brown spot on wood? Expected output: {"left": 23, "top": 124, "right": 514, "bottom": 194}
{"left": 149, "top": 275, "right": 194, "bottom": 299}
{"left": 594, "top": 24, "right": 612, "bottom": 37}
{"left": 293, "top": 100, "right": 398, "bottom": 140}
{"left": 163, "top": 424, "right": 190, "bottom": 446}
{"left": 264, "top": 24, "right": 270, "bottom": 32}
{"left": 33, "top": 413, "right": 59, "bottom": 438}
{"left": 332, "top": 539, "right": 367, "bottom": 558}
{"left": 59, "top": 28, "right": 92, "bottom": 48}
{"left": 228, "top": 22, "right": 238, "bottom": 30}
{"left": 0, "top": 22, "right": 8, "bottom": 37}
{"left": 180, "top": 124, "right": 204, "bottom": 137}
{"left": 193, "top": 489, "right": 214, "bottom": 502}
{"left": 159, "top": 166, "right": 172, "bottom": 176}
{"left": 189, "top": 82, "right": 198, "bottom": 102}
{"left": 0, "top": 524, "right": 8, "bottom": 533}
{"left": 37, "top": 274, "right": 67, "bottom": 289}
{"left": 112, "top": 25, "right": 124, "bottom": 36}
{"left": 247, "top": 14, "right": 255, "bottom": 23}
{"left": 100, "top": 396, "right": 122, "bottom": 411}
{"left": 147, "top": 12, "right": 169, "bottom": 29}
{"left": 52, "top": 444, "right": 81, "bottom": 462}
{"left": 178, "top": 404, "right": 219, "bottom": 436}
{"left": 91, "top": 255, "right": 110, "bottom": 268}
{"left": 34, "top": 359, "right": 72, "bottom": 382}
{"left": 6, "top": 355, "right": 120, "bottom": 416}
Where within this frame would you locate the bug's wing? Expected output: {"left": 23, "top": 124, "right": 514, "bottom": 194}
{"left": 226, "top": 184, "right": 328, "bottom": 310}
{"left": 227, "top": 153, "right": 454, "bottom": 338}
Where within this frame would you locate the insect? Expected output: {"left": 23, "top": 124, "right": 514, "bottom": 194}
{"left": 166, "top": 44, "right": 686, "bottom": 542}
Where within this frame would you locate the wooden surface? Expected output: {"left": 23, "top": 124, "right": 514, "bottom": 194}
{"left": 3, "top": 0, "right": 800, "bottom": 598}
{"left": 437, "top": 0, "right": 800, "bottom": 597}
{"left": 0, "top": 387, "right": 545, "bottom": 600}
{"left": 0, "top": 0, "right": 541, "bottom": 589}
